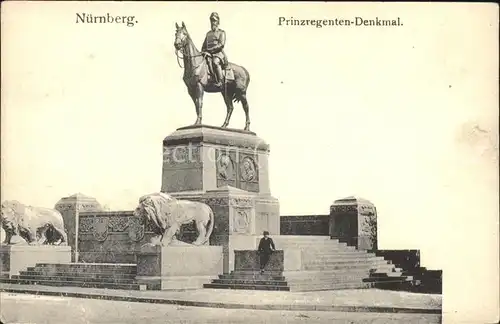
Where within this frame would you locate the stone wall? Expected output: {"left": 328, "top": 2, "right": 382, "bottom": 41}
{"left": 77, "top": 210, "right": 210, "bottom": 263}
{"left": 279, "top": 215, "right": 329, "bottom": 236}
{"left": 77, "top": 211, "right": 153, "bottom": 263}
{"left": 76, "top": 212, "right": 331, "bottom": 264}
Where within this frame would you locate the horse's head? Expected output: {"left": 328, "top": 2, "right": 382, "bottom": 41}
{"left": 174, "top": 22, "right": 189, "bottom": 51}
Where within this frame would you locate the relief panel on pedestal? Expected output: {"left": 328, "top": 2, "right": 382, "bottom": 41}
{"left": 216, "top": 150, "right": 237, "bottom": 188}
{"left": 215, "top": 149, "right": 259, "bottom": 193}
{"left": 232, "top": 208, "right": 252, "bottom": 235}
{"left": 239, "top": 155, "right": 259, "bottom": 193}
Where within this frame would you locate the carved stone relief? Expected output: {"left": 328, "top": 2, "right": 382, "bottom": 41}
{"left": 330, "top": 205, "right": 358, "bottom": 213}
{"left": 203, "top": 197, "right": 230, "bottom": 206}
{"left": 240, "top": 156, "right": 257, "bottom": 182}
{"left": 128, "top": 217, "right": 145, "bottom": 242}
{"left": 217, "top": 153, "right": 236, "bottom": 180}
{"left": 93, "top": 217, "right": 109, "bottom": 242}
{"left": 233, "top": 209, "right": 251, "bottom": 233}
{"left": 229, "top": 197, "right": 254, "bottom": 208}
{"left": 108, "top": 216, "right": 130, "bottom": 232}
{"left": 79, "top": 217, "right": 94, "bottom": 233}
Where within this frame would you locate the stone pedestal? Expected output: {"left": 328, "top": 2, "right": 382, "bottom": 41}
{"left": 0, "top": 245, "right": 71, "bottom": 277}
{"left": 329, "top": 196, "right": 378, "bottom": 250}
{"left": 161, "top": 125, "right": 280, "bottom": 273}
{"left": 54, "top": 193, "right": 103, "bottom": 262}
{"left": 136, "top": 245, "right": 223, "bottom": 290}
{"left": 162, "top": 125, "right": 271, "bottom": 195}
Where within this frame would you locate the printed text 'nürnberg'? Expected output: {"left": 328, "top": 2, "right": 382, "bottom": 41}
{"left": 76, "top": 13, "right": 137, "bottom": 27}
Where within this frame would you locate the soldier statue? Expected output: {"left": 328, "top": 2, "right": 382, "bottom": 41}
{"left": 174, "top": 14, "right": 251, "bottom": 130}
{"left": 201, "top": 12, "right": 227, "bottom": 87}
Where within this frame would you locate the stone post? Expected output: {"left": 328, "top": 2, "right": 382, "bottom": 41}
{"left": 201, "top": 186, "right": 257, "bottom": 274}
{"left": 54, "top": 193, "right": 102, "bottom": 261}
{"left": 329, "top": 196, "right": 378, "bottom": 250}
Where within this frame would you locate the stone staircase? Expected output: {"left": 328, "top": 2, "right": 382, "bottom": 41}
{"left": 0, "top": 262, "right": 141, "bottom": 290}
{"left": 204, "top": 236, "right": 413, "bottom": 292}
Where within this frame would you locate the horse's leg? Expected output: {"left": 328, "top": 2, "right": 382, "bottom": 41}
{"left": 190, "top": 83, "right": 204, "bottom": 125}
{"left": 221, "top": 90, "right": 234, "bottom": 128}
{"left": 239, "top": 92, "right": 251, "bottom": 131}
{"left": 188, "top": 84, "right": 202, "bottom": 125}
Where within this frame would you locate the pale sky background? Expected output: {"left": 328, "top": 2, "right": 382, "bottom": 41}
{"left": 1, "top": 2, "right": 498, "bottom": 323}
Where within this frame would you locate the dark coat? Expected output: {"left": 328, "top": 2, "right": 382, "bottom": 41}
{"left": 258, "top": 237, "right": 276, "bottom": 254}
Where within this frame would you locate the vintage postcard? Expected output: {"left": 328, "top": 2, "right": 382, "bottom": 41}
{"left": 1, "top": 2, "right": 498, "bottom": 324}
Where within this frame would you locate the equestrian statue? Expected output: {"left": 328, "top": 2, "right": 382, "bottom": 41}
{"left": 174, "top": 13, "right": 251, "bottom": 131}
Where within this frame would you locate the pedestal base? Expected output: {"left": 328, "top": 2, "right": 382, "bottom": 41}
{"left": 136, "top": 245, "right": 223, "bottom": 290}
{"left": 0, "top": 245, "right": 71, "bottom": 277}
{"left": 160, "top": 125, "right": 280, "bottom": 274}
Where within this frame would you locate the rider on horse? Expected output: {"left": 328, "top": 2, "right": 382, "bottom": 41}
{"left": 201, "top": 12, "right": 227, "bottom": 87}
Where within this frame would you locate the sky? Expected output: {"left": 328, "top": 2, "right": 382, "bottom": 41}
{"left": 1, "top": 3, "right": 498, "bottom": 322}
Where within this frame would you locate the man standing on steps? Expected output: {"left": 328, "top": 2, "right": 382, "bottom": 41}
{"left": 258, "top": 231, "right": 276, "bottom": 274}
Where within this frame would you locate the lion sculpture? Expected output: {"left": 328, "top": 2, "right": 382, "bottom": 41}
{"left": 1, "top": 200, "right": 68, "bottom": 245}
{"left": 133, "top": 192, "right": 214, "bottom": 247}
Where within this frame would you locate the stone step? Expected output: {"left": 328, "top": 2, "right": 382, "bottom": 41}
{"left": 226, "top": 271, "right": 370, "bottom": 281}
{"left": 30, "top": 266, "right": 137, "bottom": 275}
{"left": 32, "top": 263, "right": 137, "bottom": 274}
{"left": 276, "top": 242, "right": 354, "bottom": 248}
{"left": 274, "top": 242, "right": 342, "bottom": 246}
{"left": 270, "top": 235, "right": 332, "bottom": 241}
{"left": 403, "top": 270, "right": 442, "bottom": 279}
{"left": 304, "top": 263, "right": 395, "bottom": 271}
{"left": 289, "top": 282, "right": 374, "bottom": 292}
{"left": 304, "top": 250, "right": 376, "bottom": 255}
{"left": 211, "top": 279, "right": 288, "bottom": 286}
{"left": 304, "top": 259, "right": 394, "bottom": 267}
{"left": 273, "top": 239, "right": 348, "bottom": 244}
{"left": 287, "top": 276, "right": 371, "bottom": 285}
{"left": 225, "top": 270, "right": 401, "bottom": 284}
{"left": 36, "top": 262, "right": 136, "bottom": 267}
{"left": 284, "top": 270, "right": 370, "bottom": 279}
{"left": 363, "top": 276, "right": 413, "bottom": 283}
{"left": 13, "top": 274, "right": 136, "bottom": 284}
{"left": 230, "top": 270, "right": 284, "bottom": 276}
{"left": 20, "top": 270, "right": 137, "bottom": 280}
{"left": 203, "top": 283, "right": 290, "bottom": 291}
{"left": 302, "top": 255, "right": 385, "bottom": 262}
{"left": 283, "top": 268, "right": 400, "bottom": 278}
{"left": 301, "top": 251, "right": 377, "bottom": 257}
{"left": 0, "top": 278, "right": 141, "bottom": 290}
{"left": 369, "top": 272, "right": 405, "bottom": 278}
{"left": 221, "top": 274, "right": 285, "bottom": 281}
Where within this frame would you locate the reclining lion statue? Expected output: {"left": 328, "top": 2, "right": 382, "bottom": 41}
{"left": 1, "top": 200, "right": 68, "bottom": 245}
{"left": 133, "top": 192, "right": 214, "bottom": 247}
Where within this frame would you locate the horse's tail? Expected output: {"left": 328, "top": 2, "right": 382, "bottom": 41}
{"left": 232, "top": 65, "right": 250, "bottom": 103}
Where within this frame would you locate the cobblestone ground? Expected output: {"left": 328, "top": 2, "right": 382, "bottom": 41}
{"left": 1, "top": 293, "right": 440, "bottom": 324}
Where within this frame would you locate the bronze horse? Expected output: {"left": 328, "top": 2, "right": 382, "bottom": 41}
{"left": 174, "top": 22, "right": 251, "bottom": 131}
